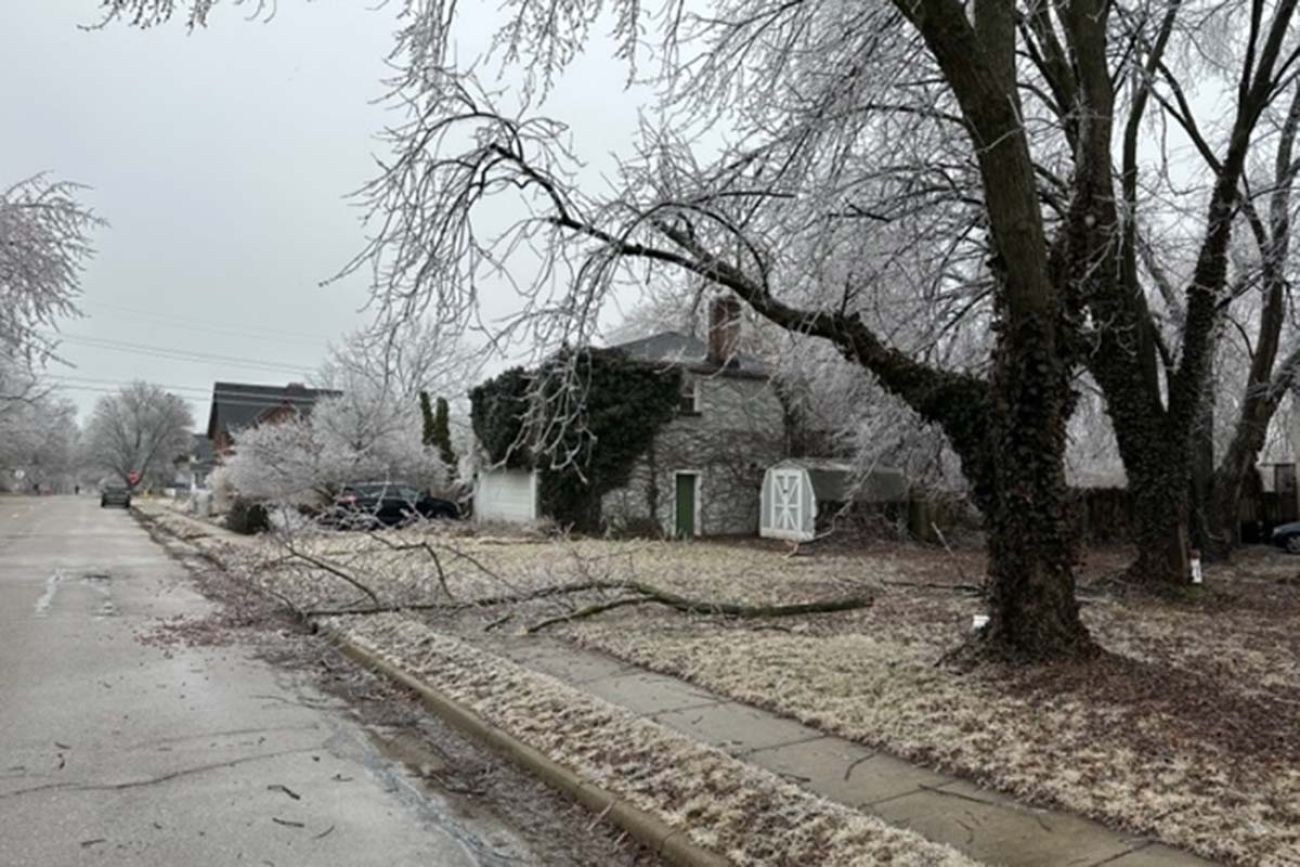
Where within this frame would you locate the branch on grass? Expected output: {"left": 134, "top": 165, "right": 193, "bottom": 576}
{"left": 284, "top": 544, "right": 379, "bottom": 605}
{"left": 525, "top": 597, "right": 652, "bottom": 633}
{"left": 523, "top": 583, "right": 874, "bottom": 633}
{"left": 302, "top": 579, "right": 621, "bottom": 618}
{"left": 366, "top": 532, "right": 455, "bottom": 600}
{"left": 302, "top": 579, "right": 874, "bottom": 630}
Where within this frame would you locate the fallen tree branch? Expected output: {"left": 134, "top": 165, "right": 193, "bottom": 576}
{"left": 301, "top": 579, "right": 617, "bottom": 618}
{"left": 524, "top": 583, "right": 874, "bottom": 633}
{"left": 525, "top": 597, "right": 652, "bottom": 633}
{"left": 303, "top": 579, "right": 874, "bottom": 627}
{"left": 284, "top": 544, "right": 379, "bottom": 605}
{"left": 366, "top": 532, "right": 455, "bottom": 600}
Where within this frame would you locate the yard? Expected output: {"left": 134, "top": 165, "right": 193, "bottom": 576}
{"left": 189, "top": 517, "right": 1300, "bottom": 865}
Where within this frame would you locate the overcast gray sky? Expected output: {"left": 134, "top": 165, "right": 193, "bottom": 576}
{"left": 3, "top": 1, "right": 648, "bottom": 428}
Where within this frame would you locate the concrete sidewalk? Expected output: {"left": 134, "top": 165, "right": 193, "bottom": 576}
{"left": 491, "top": 636, "right": 1214, "bottom": 867}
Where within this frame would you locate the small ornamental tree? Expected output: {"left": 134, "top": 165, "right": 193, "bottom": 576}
{"left": 471, "top": 349, "right": 682, "bottom": 531}
{"left": 432, "top": 396, "right": 456, "bottom": 476}
{"left": 419, "top": 391, "right": 436, "bottom": 447}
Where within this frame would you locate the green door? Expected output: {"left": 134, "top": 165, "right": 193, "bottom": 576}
{"left": 675, "top": 474, "right": 696, "bottom": 539}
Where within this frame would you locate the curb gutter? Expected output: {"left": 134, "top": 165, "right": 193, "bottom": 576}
{"left": 137, "top": 509, "right": 730, "bottom": 867}
{"left": 333, "top": 634, "right": 731, "bottom": 867}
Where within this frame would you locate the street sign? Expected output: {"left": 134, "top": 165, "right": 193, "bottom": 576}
{"left": 127, "top": 470, "right": 140, "bottom": 485}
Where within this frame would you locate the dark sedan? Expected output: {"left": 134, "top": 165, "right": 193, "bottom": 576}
{"left": 326, "top": 482, "right": 458, "bottom": 528}
{"left": 1271, "top": 521, "right": 1300, "bottom": 553}
{"left": 100, "top": 483, "right": 132, "bottom": 509}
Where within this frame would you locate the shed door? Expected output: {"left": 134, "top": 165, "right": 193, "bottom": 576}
{"left": 771, "top": 469, "right": 803, "bottom": 535}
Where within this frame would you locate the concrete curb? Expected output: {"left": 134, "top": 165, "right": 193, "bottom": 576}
{"left": 331, "top": 631, "right": 731, "bottom": 867}
{"left": 138, "top": 508, "right": 729, "bottom": 867}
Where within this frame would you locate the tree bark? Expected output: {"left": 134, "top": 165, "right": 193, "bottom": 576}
{"left": 1126, "top": 446, "right": 1193, "bottom": 583}
{"left": 979, "top": 315, "right": 1093, "bottom": 659}
{"left": 1189, "top": 382, "right": 1216, "bottom": 553}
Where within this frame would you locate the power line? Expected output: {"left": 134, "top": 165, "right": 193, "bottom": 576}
{"left": 46, "top": 375, "right": 347, "bottom": 412}
{"left": 58, "top": 334, "right": 318, "bottom": 376}
{"left": 90, "top": 301, "right": 333, "bottom": 337}
{"left": 81, "top": 301, "right": 337, "bottom": 343}
{"left": 47, "top": 374, "right": 210, "bottom": 395}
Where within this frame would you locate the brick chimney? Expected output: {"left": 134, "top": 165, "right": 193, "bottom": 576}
{"left": 707, "top": 294, "right": 742, "bottom": 365}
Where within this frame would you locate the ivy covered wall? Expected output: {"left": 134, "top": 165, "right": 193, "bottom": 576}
{"left": 469, "top": 348, "right": 682, "bottom": 531}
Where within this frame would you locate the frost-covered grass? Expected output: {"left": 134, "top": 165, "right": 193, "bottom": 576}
{"left": 564, "top": 550, "right": 1300, "bottom": 866}
{"left": 327, "top": 613, "right": 977, "bottom": 867}
{"left": 146, "top": 506, "right": 1300, "bottom": 865}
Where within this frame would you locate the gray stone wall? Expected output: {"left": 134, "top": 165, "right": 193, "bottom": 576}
{"left": 601, "top": 372, "right": 785, "bottom": 536}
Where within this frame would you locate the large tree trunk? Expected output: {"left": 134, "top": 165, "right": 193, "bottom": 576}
{"left": 1208, "top": 442, "right": 1255, "bottom": 557}
{"left": 1127, "top": 448, "right": 1192, "bottom": 583}
{"left": 1189, "top": 387, "right": 1216, "bottom": 554}
{"left": 979, "top": 317, "right": 1092, "bottom": 659}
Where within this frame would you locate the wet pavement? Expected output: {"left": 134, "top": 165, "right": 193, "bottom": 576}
{"left": 0, "top": 496, "right": 540, "bottom": 866}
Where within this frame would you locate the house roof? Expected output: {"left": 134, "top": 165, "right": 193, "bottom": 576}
{"left": 206, "top": 381, "right": 340, "bottom": 440}
{"left": 610, "top": 331, "right": 770, "bottom": 379}
{"left": 191, "top": 434, "right": 215, "bottom": 468}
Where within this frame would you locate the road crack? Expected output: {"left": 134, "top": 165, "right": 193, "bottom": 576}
{"left": 0, "top": 747, "right": 321, "bottom": 801}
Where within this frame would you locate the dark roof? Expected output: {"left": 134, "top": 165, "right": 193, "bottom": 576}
{"left": 610, "top": 331, "right": 770, "bottom": 379}
{"left": 190, "top": 433, "right": 215, "bottom": 464}
{"left": 206, "top": 381, "right": 341, "bottom": 440}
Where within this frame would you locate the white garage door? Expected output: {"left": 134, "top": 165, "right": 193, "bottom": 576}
{"left": 475, "top": 469, "right": 538, "bottom": 524}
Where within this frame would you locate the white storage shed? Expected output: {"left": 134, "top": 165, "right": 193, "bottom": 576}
{"left": 474, "top": 468, "right": 539, "bottom": 524}
{"left": 760, "top": 459, "right": 908, "bottom": 541}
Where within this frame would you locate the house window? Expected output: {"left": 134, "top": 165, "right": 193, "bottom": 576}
{"left": 679, "top": 379, "right": 700, "bottom": 415}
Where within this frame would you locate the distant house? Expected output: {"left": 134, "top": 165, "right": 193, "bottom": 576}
{"left": 475, "top": 297, "right": 787, "bottom": 537}
{"left": 172, "top": 433, "right": 217, "bottom": 490}
{"left": 206, "top": 381, "right": 340, "bottom": 455}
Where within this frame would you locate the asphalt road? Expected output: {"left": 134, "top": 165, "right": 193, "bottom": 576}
{"left": 0, "top": 496, "right": 540, "bottom": 866}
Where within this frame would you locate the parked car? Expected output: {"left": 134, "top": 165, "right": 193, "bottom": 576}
{"left": 100, "top": 483, "right": 132, "bottom": 509}
{"left": 326, "top": 482, "right": 458, "bottom": 528}
{"left": 1271, "top": 521, "right": 1300, "bottom": 553}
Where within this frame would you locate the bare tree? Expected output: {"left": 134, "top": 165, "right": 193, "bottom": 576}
{"left": 1197, "top": 84, "right": 1300, "bottom": 555}
{"left": 1072, "top": 0, "right": 1300, "bottom": 584}
{"left": 0, "top": 390, "right": 79, "bottom": 493}
{"left": 317, "top": 319, "right": 481, "bottom": 405}
{"left": 0, "top": 174, "right": 101, "bottom": 363}
{"left": 83, "top": 382, "right": 194, "bottom": 488}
